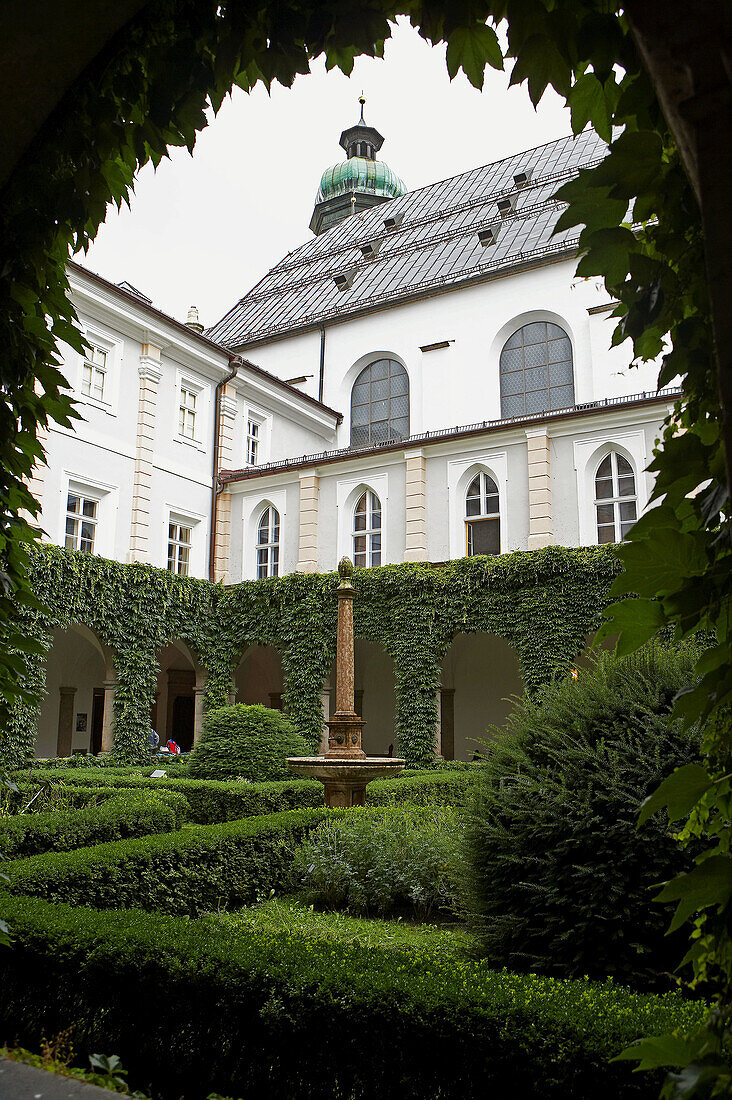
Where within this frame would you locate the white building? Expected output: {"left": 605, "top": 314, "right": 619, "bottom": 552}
{"left": 30, "top": 115, "right": 677, "bottom": 758}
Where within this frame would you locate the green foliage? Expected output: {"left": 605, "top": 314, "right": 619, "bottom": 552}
{"left": 13, "top": 769, "right": 323, "bottom": 823}
{"left": 0, "top": 792, "right": 186, "bottom": 859}
{"left": 0, "top": 890, "right": 705, "bottom": 1100}
{"left": 4, "top": 808, "right": 325, "bottom": 915}
{"left": 190, "top": 703, "right": 309, "bottom": 782}
{"left": 365, "top": 768, "right": 481, "bottom": 807}
{"left": 5, "top": 543, "right": 619, "bottom": 770}
{"left": 463, "top": 644, "right": 702, "bottom": 990}
{"left": 294, "top": 806, "right": 464, "bottom": 919}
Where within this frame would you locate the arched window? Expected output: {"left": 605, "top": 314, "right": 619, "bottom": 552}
{"left": 499, "top": 321, "right": 574, "bottom": 418}
{"left": 256, "top": 506, "right": 280, "bottom": 578}
{"left": 350, "top": 359, "right": 409, "bottom": 447}
{"left": 594, "top": 452, "right": 637, "bottom": 544}
{"left": 353, "top": 491, "right": 381, "bottom": 567}
{"left": 465, "top": 472, "right": 500, "bottom": 556}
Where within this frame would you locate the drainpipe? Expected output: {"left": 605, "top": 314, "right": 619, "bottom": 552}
{"left": 318, "top": 324, "right": 326, "bottom": 403}
{"left": 209, "top": 354, "right": 242, "bottom": 582}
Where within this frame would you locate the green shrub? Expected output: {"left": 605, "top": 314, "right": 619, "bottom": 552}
{"left": 5, "top": 808, "right": 325, "bottom": 915}
{"left": 189, "top": 704, "right": 310, "bottom": 782}
{"left": 366, "top": 769, "right": 480, "bottom": 807}
{"left": 294, "top": 806, "right": 464, "bottom": 918}
{"left": 0, "top": 792, "right": 187, "bottom": 859}
{"left": 11, "top": 770, "right": 323, "bottom": 823}
{"left": 463, "top": 642, "right": 702, "bottom": 989}
{"left": 0, "top": 891, "right": 705, "bottom": 1100}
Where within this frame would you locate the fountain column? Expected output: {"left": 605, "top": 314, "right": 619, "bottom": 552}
{"left": 286, "top": 557, "right": 404, "bottom": 807}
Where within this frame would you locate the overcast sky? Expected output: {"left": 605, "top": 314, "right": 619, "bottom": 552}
{"left": 81, "top": 17, "right": 572, "bottom": 330}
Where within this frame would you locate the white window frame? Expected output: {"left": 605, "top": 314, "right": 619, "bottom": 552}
{"left": 337, "top": 473, "right": 389, "bottom": 566}
{"left": 448, "top": 453, "right": 508, "bottom": 560}
{"left": 174, "top": 372, "right": 209, "bottom": 451}
{"left": 76, "top": 327, "right": 119, "bottom": 414}
{"left": 167, "top": 520, "right": 193, "bottom": 575}
{"left": 256, "top": 505, "right": 280, "bottom": 578}
{"left": 464, "top": 471, "right": 501, "bottom": 557}
{"left": 162, "top": 508, "right": 205, "bottom": 578}
{"left": 246, "top": 417, "right": 261, "bottom": 466}
{"left": 574, "top": 431, "right": 649, "bottom": 547}
{"left": 179, "top": 383, "right": 198, "bottom": 440}
{"left": 61, "top": 475, "right": 116, "bottom": 559}
{"left": 594, "top": 451, "right": 638, "bottom": 544}
{"left": 81, "top": 344, "right": 108, "bottom": 402}
{"left": 352, "top": 489, "right": 382, "bottom": 567}
{"left": 64, "top": 490, "right": 99, "bottom": 554}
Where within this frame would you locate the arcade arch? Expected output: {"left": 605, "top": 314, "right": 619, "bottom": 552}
{"left": 234, "top": 645, "right": 284, "bottom": 710}
{"left": 36, "top": 623, "right": 115, "bottom": 757}
{"left": 154, "top": 640, "right": 207, "bottom": 752}
{"left": 440, "top": 633, "right": 523, "bottom": 760}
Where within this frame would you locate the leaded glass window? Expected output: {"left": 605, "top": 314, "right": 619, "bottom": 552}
{"left": 499, "top": 321, "right": 574, "bottom": 418}
{"left": 465, "top": 472, "right": 500, "bottom": 556}
{"left": 256, "top": 507, "right": 280, "bottom": 578}
{"left": 595, "top": 452, "right": 637, "bottom": 544}
{"left": 350, "top": 359, "right": 409, "bottom": 446}
{"left": 352, "top": 491, "right": 382, "bottom": 567}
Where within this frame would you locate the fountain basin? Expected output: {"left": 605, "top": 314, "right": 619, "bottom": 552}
{"left": 287, "top": 756, "right": 406, "bottom": 807}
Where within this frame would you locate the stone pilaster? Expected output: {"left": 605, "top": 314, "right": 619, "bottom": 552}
{"left": 22, "top": 423, "right": 48, "bottom": 527}
{"left": 526, "top": 430, "right": 554, "bottom": 550}
{"left": 56, "top": 685, "right": 76, "bottom": 757}
{"left": 193, "top": 685, "right": 207, "bottom": 745}
{"left": 297, "top": 473, "right": 320, "bottom": 572}
{"left": 213, "top": 388, "right": 237, "bottom": 584}
{"left": 404, "top": 449, "right": 428, "bottom": 562}
{"left": 129, "top": 345, "right": 162, "bottom": 562}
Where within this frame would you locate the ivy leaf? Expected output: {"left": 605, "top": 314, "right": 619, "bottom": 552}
{"left": 596, "top": 597, "right": 665, "bottom": 655}
{"left": 568, "top": 73, "right": 611, "bottom": 143}
{"left": 656, "top": 855, "right": 732, "bottom": 933}
{"left": 446, "top": 24, "right": 503, "bottom": 88}
{"left": 591, "top": 130, "right": 665, "bottom": 199}
{"left": 508, "top": 34, "right": 571, "bottom": 106}
{"left": 638, "top": 764, "right": 714, "bottom": 826}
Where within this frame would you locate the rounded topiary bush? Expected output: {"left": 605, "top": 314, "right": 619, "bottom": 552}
{"left": 189, "top": 704, "right": 310, "bottom": 782}
{"left": 463, "top": 642, "right": 701, "bottom": 991}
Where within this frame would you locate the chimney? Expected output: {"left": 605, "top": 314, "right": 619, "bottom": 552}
{"left": 185, "top": 306, "right": 204, "bottom": 334}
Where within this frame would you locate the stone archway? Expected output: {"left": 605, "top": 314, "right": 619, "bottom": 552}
{"left": 234, "top": 645, "right": 284, "bottom": 711}
{"left": 155, "top": 640, "right": 207, "bottom": 752}
{"left": 440, "top": 633, "right": 523, "bottom": 760}
{"left": 37, "top": 623, "right": 116, "bottom": 758}
{"left": 353, "top": 639, "right": 396, "bottom": 756}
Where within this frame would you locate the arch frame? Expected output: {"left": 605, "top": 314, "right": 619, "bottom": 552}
{"left": 337, "top": 473, "right": 389, "bottom": 567}
{"left": 447, "top": 453, "right": 508, "bottom": 560}
{"left": 241, "top": 490, "right": 286, "bottom": 581}
{"left": 346, "top": 351, "right": 411, "bottom": 448}
{"left": 573, "top": 430, "right": 649, "bottom": 546}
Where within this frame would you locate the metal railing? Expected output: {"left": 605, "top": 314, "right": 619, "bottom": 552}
{"left": 221, "top": 387, "right": 682, "bottom": 481}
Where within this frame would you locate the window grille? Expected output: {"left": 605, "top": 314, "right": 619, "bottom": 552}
{"left": 350, "top": 359, "right": 409, "bottom": 446}
{"left": 594, "top": 452, "right": 637, "bottom": 544}
{"left": 352, "top": 490, "right": 381, "bottom": 567}
{"left": 499, "top": 321, "right": 575, "bottom": 418}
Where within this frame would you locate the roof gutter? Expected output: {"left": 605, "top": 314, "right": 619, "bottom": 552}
{"left": 209, "top": 355, "right": 242, "bottom": 582}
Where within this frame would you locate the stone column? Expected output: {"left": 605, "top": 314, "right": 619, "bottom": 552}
{"left": 325, "top": 558, "right": 365, "bottom": 758}
{"left": 193, "top": 686, "right": 207, "bottom": 745}
{"left": 129, "top": 346, "right": 162, "bottom": 563}
{"left": 56, "top": 686, "right": 76, "bottom": 757}
{"left": 404, "top": 450, "right": 428, "bottom": 562}
{"left": 320, "top": 689, "right": 330, "bottom": 755}
{"left": 526, "top": 430, "right": 554, "bottom": 550}
{"left": 439, "top": 688, "right": 455, "bottom": 761}
{"left": 213, "top": 389, "right": 238, "bottom": 583}
{"left": 297, "top": 473, "right": 320, "bottom": 572}
{"left": 100, "top": 680, "right": 117, "bottom": 753}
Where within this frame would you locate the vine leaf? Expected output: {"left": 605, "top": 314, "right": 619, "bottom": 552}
{"left": 508, "top": 34, "right": 571, "bottom": 105}
{"left": 656, "top": 855, "right": 732, "bottom": 934}
{"left": 638, "top": 764, "right": 714, "bottom": 826}
{"left": 446, "top": 24, "right": 503, "bottom": 88}
{"left": 612, "top": 529, "right": 709, "bottom": 598}
{"left": 596, "top": 597, "right": 665, "bottom": 656}
{"left": 568, "top": 73, "right": 611, "bottom": 142}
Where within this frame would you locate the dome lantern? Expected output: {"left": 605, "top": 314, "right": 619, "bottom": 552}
{"left": 309, "top": 98, "right": 407, "bottom": 236}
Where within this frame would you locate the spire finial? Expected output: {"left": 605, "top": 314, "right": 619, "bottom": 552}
{"left": 358, "top": 93, "right": 366, "bottom": 123}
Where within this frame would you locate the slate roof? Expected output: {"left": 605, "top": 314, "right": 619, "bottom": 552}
{"left": 207, "top": 129, "right": 607, "bottom": 349}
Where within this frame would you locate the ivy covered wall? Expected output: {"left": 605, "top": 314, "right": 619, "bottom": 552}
{"left": 1, "top": 544, "right": 621, "bottom": 768}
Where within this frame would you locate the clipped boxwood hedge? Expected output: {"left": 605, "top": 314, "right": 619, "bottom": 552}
{"left": 0, "top": 792, "right": 187, "bottom": 859}
{"left": 5, "top": 808, "right": 326, "bottom": 915}
{"left": 189, "top": 703, "right": 311, "bottom": 782}
{"left": 366, "top": 770, "right": 480, "bottom": 807}
{"left": 13, "top": 769, "right": 324, "bottom": 823}
{"left": 0, "top": 892, "right": 705, "bottom": 1100}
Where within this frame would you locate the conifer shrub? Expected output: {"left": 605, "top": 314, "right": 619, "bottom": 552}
{"left": 463, "top": 642, "right": 702, "bottom": 990}
{"left": 188, "top": 704, "right": 310, "bottom": 782}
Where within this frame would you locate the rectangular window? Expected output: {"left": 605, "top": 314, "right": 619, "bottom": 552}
{"left": 81, "top": 345, "right": 107, "bottom": 401}
{"left": 467, "top": 518, "right": 499, "bottom": 556}
{"left": 179, "top": 386, "right": 197, "bottom": 439}
{"left": 65, "top": 493, "right": 97, "bottom": 554}
{"left": 247, "top": 419, "right": 260, "bottom": 465}
{"left": 167, "top": 522, "right": 192, "bottom": 575}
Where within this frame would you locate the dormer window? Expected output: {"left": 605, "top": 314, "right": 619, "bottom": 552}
{"left": 497, "top": 196, "right": 515, "bottom": 217}
{"left": 513, "top": 169, "right": 532, "bottom": 188}
{"left": 478, "top": 225, "right": 501, "bottom": 247}
{"left": 384, "top": 211, "right": 404, "bottom": 231}
{"left": 334, "top": 269, "right": 357, "bottom": 291}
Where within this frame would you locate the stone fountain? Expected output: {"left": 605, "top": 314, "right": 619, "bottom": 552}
{"left": 287, "top": 557, "right": 405, "bottom": 807}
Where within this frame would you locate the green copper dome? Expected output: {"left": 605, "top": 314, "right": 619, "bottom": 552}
{"left": 317, "top": 157, "right": 407, "bottom": 203}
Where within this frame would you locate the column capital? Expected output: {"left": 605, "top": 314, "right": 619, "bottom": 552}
{"left": 58, "top": 684, "right": 77, "bottom": 696}
{"left": 220, "top": 393, "right": 238, "bottom": 419}
{"left": 138, "top": 357, "right": 163, "bottom": 383}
